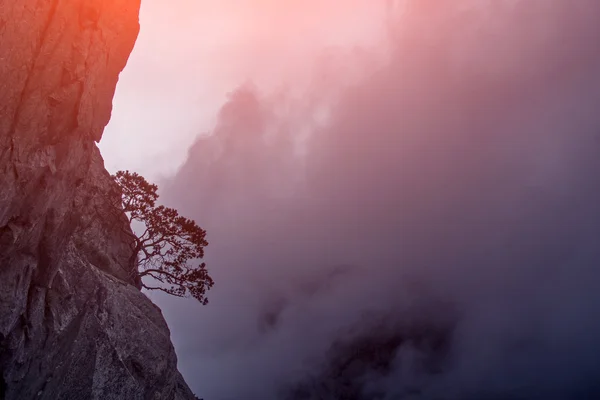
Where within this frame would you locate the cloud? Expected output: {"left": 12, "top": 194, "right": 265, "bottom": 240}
{"left": 146, "top": 1, "right": 600, "bottom": 399}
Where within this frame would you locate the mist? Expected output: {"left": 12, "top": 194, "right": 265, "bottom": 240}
{"left": 105, "top": 1, "right": 600, "bottom": 399}
{"left": 100, "top": 0, "right": 386, "bottom": 180}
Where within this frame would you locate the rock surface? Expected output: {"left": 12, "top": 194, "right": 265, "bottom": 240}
{"left": 0, "top": 0, "right": 196, "bottom": 399}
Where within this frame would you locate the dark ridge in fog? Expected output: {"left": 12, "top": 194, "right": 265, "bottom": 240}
{"left": 284, "top": 301, "right": 456, "bottom": 400}
{"left": 159, "top": 1, "right": 600, "bottom": 399}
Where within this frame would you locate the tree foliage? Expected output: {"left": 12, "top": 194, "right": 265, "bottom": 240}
{"left": 111, "top": 170, "right": 213, "bottom": 304}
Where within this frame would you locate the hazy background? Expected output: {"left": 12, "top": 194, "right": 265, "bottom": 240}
{"left": 101, "top": 0, "right": 388, "bottom": 180}
{"left": 100, "top": 1, "right": 600, "bottom": 399}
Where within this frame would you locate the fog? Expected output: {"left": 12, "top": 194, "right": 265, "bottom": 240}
{"left": 100, "top": 0, "right": 386, "bottom": 180}
{"left": 103, "top": 1, "right": 600, "bottom": 399}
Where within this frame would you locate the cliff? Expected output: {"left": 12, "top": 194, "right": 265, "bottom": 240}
{"left": 0, "top": 1, "right": 196, "bottom": 399}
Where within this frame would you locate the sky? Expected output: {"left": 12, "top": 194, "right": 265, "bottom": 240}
{"left": 100, "top": 1, "right": 600, "bottom": 399}
{"left": 100, "top": 0, "right": 388, "bottom": 180}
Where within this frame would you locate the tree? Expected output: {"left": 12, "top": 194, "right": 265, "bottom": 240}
{"left": 111, "top": 170, "right": 213, "bottom": 304}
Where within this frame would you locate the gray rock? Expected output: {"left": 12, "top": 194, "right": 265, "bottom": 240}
{"left": 0, "top": 0, "right": 196, "bottom": 399}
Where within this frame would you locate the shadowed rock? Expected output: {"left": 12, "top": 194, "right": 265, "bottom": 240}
{"left": 0, "top": 0, "right": 196, "bottom": 398}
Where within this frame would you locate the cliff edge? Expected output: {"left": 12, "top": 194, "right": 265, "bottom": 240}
{"left": 0, "top": 0, "right": 196, "bottom": 398}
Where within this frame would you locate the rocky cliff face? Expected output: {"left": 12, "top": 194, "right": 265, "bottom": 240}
{"left": 0, "top": 1, "right": 196, "bottom": 399}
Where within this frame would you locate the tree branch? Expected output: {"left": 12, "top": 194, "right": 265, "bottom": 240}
{"left": 140, "top": 268, "right": 184, "bottom": 284}
{"left": 141, "top": 284, "right": 187, "bottom": 298}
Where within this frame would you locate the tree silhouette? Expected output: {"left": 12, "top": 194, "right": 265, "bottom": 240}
{"left": 111, "top": 170, "right": 213, "bottom": 304}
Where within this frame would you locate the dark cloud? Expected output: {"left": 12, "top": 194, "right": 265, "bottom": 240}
{"left": 154, "top": 1, "right": 600, "bottom": 399}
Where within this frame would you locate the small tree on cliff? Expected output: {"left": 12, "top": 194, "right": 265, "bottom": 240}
{"left": 111, "top": 170, "right": 213, "bottom": 304}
